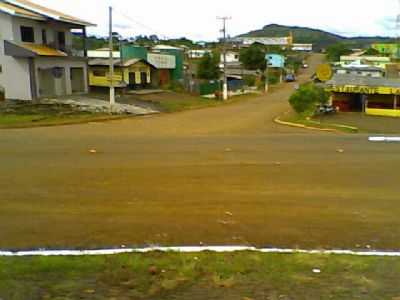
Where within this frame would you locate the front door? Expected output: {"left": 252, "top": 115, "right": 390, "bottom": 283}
{"left": 129, "top": 72, "right": 136, "bottom": 88}
{"left": 38, "top": 68, "right": 55, "bottom": 97}
{"left": 140, "top": 72, "right": 147, "bottom": 88}
{"left": 70, "top": 68, "right": 85, "bottom": 93}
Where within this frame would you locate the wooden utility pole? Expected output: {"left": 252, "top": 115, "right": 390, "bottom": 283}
{"left": 109, "top": 6, "right": 115, "bottom": 109}
{"left": 217, "top": 16, "right": 231, "bottom": 101}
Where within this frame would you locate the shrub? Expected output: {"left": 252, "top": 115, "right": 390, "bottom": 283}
{"left": 289, "top": 84, "right": 329, "bottom": 116}
{"left": 268, "top": 74, "right": 280, "bottom": 84}
{"left": 165, "top": 81, "right": 184, "bottom": 93}
{"left": 0, "top": 86, "right": 4, "bottom": 101}
{"left": 243, "top": 75, "right": 257, "bottom": 87}
{"left": 197, "top": 52, "right": 220, "bottom": 80}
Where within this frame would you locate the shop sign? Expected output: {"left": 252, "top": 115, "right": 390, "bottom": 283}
{"left": 327, "top": 85, "right": 400, "bottom": 95}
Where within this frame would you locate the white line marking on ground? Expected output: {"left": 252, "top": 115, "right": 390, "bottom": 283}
{"left": 369, "top": 137, "right": 400, "bottom": 142}
{"left": 1, "top": 246, "right": 400, "bottom": 257}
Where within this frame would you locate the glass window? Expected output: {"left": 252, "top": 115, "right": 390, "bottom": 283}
{"left": 42, "top": 29, "right": 47, "bottom": 44}
{"left": 20, "top": 26, "right": 34, "bottom": 43}
{"left": 58, "top": 31, "right": 66, "bottom": 51}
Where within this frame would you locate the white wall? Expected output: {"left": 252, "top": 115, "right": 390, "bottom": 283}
{"left": 34, "top": 57, "right": 88, "bottom": 97}
{"left": 11, "top": 16, "right": 73, "bottom": 48}
{"left": 221, "top": 52, "right": 240, "bottom": 63}
{"left": 0, "top": 13, "right": 32, "bottom": 100}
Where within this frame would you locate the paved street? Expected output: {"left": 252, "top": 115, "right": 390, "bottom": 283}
{"left": 1, "top": 54, "right": 400, "bottom": 251}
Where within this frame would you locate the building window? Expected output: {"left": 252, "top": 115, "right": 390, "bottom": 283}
{"left": 58, "top": 31, "right": 66, "bottom": 51}
{"left": 20, "top": 26, "right": 35, "bottom": 43}
{"left": 0, "top": 64, "right": 2, "bottom": 73}
{"left": 42, "top": 29, "right": 47, "bottom": 44}
{"left": 93, "top": 70, "right": 106, "bottom": 77}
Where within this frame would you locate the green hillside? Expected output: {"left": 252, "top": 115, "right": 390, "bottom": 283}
{"left": 240, "top": 24, "right": 395, "bottom": 50}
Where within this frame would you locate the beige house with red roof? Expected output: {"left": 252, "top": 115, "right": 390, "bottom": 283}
{"left": 0, "top": 0, "right": 95, "bottom": 100}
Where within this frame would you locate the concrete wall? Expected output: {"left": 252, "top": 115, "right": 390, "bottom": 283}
{"left": 11, "top": 16, "right": 73, "bottom": 48}
{"left": 0, "top": 14, "right": 31, "bottom": 100}
{"left": 35, "top": 57, "right": 88, "bottom": 97}
{"left": 366, "top": 108, "right": 400, "bottom": 117}
{"left": 221, "top": 52, "right": 240, "bottom": 63}
{"left": 0, "top": 12, "right": 84, "bottom": 100}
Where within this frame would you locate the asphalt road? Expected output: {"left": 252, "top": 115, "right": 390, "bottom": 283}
{"left": 1, "top": 54, "right": 400, "bottom": 251}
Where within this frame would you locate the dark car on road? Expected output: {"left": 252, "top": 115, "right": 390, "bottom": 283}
{"left": 285, "top": 74, "right": 296, "bottom": 82}
{"left": 317, "top": 104, "right": 337, "bottom": 115}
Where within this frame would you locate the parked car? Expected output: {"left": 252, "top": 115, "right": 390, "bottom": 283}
{"left": 316, "top": 104, "right": 337, "bottom": 115}
{"left": 303, "top": 64, "right": 309, "bottom": 68}
{"left": 285, "top": 74, "right": 296, "bottom": 82}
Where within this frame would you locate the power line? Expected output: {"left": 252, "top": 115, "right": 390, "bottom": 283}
{"left": 113, "top": 7, "right": 170, "bottom": 40}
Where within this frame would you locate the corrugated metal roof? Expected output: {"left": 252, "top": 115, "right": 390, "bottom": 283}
{"left": 153, "top": 45, "right": 183, "bottom": 51}
{"left": 2, "top": 0, "right": 95, "bottom": 26}
{"left": 87, "top": 50, "right": 121, "bottom": 59}
{"left": 89, "top": 58, "right": 155, "bottom": 68}
{"left": 326, "top": 74, "right": 400, "bottom": 88}
{"left": 21, "top": 43, "right": 67, "bottom": 56}
{"left": 5, "top": 41, "right": 68, "bottom": 57}
{"left": 0, "top": 1, "right": 45, "bottom": 20}
{"left": 335, "top": 66, "right": 384, "bottom": 72}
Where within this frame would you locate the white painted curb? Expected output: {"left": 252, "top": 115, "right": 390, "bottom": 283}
{"left": 1, "top": 246, "right": 400, "bottom": 257}
{"left": 369, "top": 137, "right": 400, "bottom": 142}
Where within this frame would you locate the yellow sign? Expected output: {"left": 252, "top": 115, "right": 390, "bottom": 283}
{"left": 316, "top": 64, "right": 333, "bottom": 82}
{"left": 326, "top": 85, "right": 400, "bottom": 95}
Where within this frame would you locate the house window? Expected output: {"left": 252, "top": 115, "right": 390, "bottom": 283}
{"left": 0, "top": 65, "right": 2, "bottom": 73}
{"left": 42, "top": 29, "right": 47, "bottom": 44}
{"left": 58, "top": 31, "right": 66, "bottom": 51}
{"left": 93, "top": 70, "right": 106, "bottom": 77}
{"left": 20, "top": 26, "right": 34, "bottom": 43}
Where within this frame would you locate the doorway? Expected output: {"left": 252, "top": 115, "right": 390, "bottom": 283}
{"left": 140, "top": 72, "right": 147, "bottom": 88}
{"left": 129, "top": 72, "right": 136, "bottom": 88}
{"left": 70, "top": 68, "right": 85, "bottom": 93}
{"left": 38, "top": 68, "right": 55, "bottom": 97}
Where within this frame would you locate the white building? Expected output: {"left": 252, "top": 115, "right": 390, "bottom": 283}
{"left": 88, "top": 49, "right": 120, "bottom": 59}
{"left": 292, "top": 44, "right": 313, "bottom": 52}
{"left": 0, "top": 0, "right": 95, "bottom": 101}
{"left": 232, "top": 36, "right": 292, "bottom": 47}
{"left": 188, "top": 49, "right": 211, "bottom": 59}
{"left": 221, "top": 51, "right": 240, "bottom": 64}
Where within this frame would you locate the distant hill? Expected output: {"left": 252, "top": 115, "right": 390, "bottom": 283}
{"left": 239, "top": 24, "right": 396, "bottom": 50}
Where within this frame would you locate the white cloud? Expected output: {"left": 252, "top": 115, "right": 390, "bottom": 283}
{"left": 33, "top": 0, "right": 399, "bottom": 40}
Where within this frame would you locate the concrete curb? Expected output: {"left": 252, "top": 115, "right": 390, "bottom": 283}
{"left": 274, "top": 114, "right": 358, "bottom": 133}
{"left": 1, "top": 246, "right": 400, "bottom": 257}
{"left": 274, "top": 116, "right": 339, "bottom": 132}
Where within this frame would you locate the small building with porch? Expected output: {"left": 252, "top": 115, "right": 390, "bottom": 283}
{"left": 325, "top": 74, "right": 400, "bottom": 117}
{"left": 88, "top": 58, "right": 155, "bottom": 89}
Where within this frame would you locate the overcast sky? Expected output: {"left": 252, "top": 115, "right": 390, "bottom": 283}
{"left": 34, "top": 0, "right": 399, "bottom": 40}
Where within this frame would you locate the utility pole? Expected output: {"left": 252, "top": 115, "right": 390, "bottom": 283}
{"left": 217, "top": 16, "right": 231, "bottom": 101}
{"left": 397, "top": 0, "right": 400, "bottom": 60}
{"left": 109, "top": 6, "right": 115, "bottom": 109}
{"left": 265, "top": 56, "right": 269, "bottom": 93}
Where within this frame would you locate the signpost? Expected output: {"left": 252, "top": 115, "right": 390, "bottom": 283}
{"left": 316, "top": 64, "right": 333, "bottom": 82}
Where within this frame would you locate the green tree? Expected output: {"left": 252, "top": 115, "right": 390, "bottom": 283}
{"left": 289, "top": 84, "right": 329, "bottom": 116}
{"left": 240, "top": 45, "right": 267, "bottom": 70}
{"left": 326, "top": 43, "right": 352, "bottom": 61}
{"left": 363, "top": 47, "right": 381, "bottom": 56}
{"left": 197, "top": 52, "right": 220, "bottom": 80}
